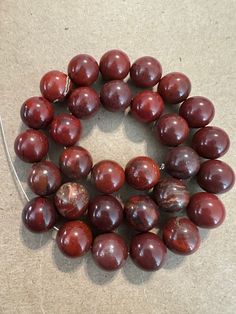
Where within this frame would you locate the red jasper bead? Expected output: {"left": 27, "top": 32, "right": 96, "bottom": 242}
{"left": 158, "top": 72, "right": 191, "bottom": 104}
{"left": 68, "top": 54, "right": 99, "bottom": 86}
{"left": 40, "top": 70, "right": 72, "bottom": 102}
{"left": 14, "top": 129, "right": 49, "bottom": 163}
{"left": 130, "top": 56, "right": 162, "bottom": 88}
{"left": 187, "top": 192, "right": 226, "bottom": 228}
{"left": 56, "top": 221, "right": 92, "bottom": 258}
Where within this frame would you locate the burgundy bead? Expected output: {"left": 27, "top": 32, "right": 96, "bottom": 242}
{"left": 14, "top": 129, "right": 49, "bottom": 163}
{"left": 100, "top": 80, "right": 132, "bottom": 112}
{"left": 165, "top": 146, "right": 200, "bottom": 179}
{"left": 179, "top": 96, "right": 215, "bottom": 128}
{"left": 125, "top": 156, "right": 160, "bottom": 190}
{"left": 68, "top": 87, "right": 100, "bottom": 119}
{"left": 131, "top": 91, "right": 164, "bottom": 123}
{"left": 20, "top": 96, "right": 54, "bottom": 129}
{"left": 187, "top": 192, "right": 225, "bottom": 228}
{"left": 197, "top": 160, "right": 235, "bottom": 194}
{"left": 40, "top": 70, "right": 72, "bottom": 102}
{"left": 130, "top": 56, "right": 162, "bottom": 88}
{"left": 28, "top": 161, "right": 61, "bottom": 196}
{"left": 55, "top": 182, "right": 89, "bottom": 219}
{"left": 92, "top": 233, "right": 128, "bottom": 271}
{"left": 88, "top": 195, "right": 123, "bottom": 232}
{"left": 163, "top": 217, "right": 200, "bottom": 255}
{"left": 153, "top": 178, "right": 190, "bottom": 212}
{"left": 124, "top": 195, "right": 160, "bottom": 232}
{"left": 130, "top": 233, "right": 167, "bottom": 271}
{"left": 59, "top": 146, "right": 93, "bottom": 180}
{"left": 155, "top": 113, "right": 189, "bottom": 146}
{"left": 68, "top": 54, "right": 99, "bottom": 86}
{"left": 50, "top": 113, "right": 81, "bottom": 146}
{"left": 56, "top": 221, "right": 92, "bottom": 258}
{"left": 192, "top": 126, "right": 230, "bottom": 159}
{"left": 158, "top": 72, "right": 191, "bottom": 104}
{"left": 91, "top": 160, "right": 125, "bottom": 194}
{"left": 22, "top": 197, "right": 56, "bottom": 232}
{"left": 99, "top": 49, "right": 130, "bottom": 81}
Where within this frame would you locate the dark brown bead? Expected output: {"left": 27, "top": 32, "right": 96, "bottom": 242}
{"left": 163, "top": 217, "right": 200, "bottom": 255}
{"left": 197, "top": 160, "right": 235, "bottom": 194}
{"left": 92, "top": 233, "right": 128, "bottom": 271}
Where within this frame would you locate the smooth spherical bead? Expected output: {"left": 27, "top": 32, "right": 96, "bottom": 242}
{"left": 165, "top": 146, "right": 200, "bottom": 179}
{"left": 124, "top": 195, "right": 160, "bottom": 232}
{"left": 40, "top": 70, "right": 72, "bottom": 102}
{"left": 192, "top": 126, "right": 230, "bottom": 159}
{"left": 100, "top": 80, "right": 132, "bottom": 112}
{"left": 68, "top": 87, "right": 100, "bottom": 119}
{"left": 92, "top": 233, "right": 128, "bottom": 271}
{"left": 20, "top": 97, "right": 54, "bottom": 129}
{"left": 59, "top": 146, "right": 93, "bottom": 180}
{"left": 28, "top": 161, "right": 61, "bottom": 196}
{"left": 179, "top": 96, "right": 215, "bottom": 128}
{"left": 56, "top": 221, "right": 92, "bottom": 258}
{"left": 155, "top": 113, "right": 189, "bottom": 146}
{"left": 14, "top": 129, "right": 49, "bottom": 163}
{"left": 91, "top": 160, "right": 125, "bottom": 194}
{"left": 88, "top": 195, "right": 123, "bottom": 232}
{"left": 197, "top": 160, "right": 235, "bottom": 194}
{"left": 55, "top": 182, "right": 89, "bottom": 219}
{"left": 187, "top": 192, "right": 226, "bottom": 228}
{"left": 125, "top": 156, "right": 160, "bottom": 190}
{"left": 130, "top": 56, "right": 162, "bottom": 88}
{"left": 68, "top": 54, "right": 99, "bottom": 86}
{"left": 99, "top": 49, "right": 130, "bottom": 81}
{"left": 22, "top": 197, "right": 56, "bottom": 233}
{"left": 158, "top": 72, "right": 191, "bottom": 104}
{"left": 130, "top": 91, "right": 164, "bottom": 123}
{"left": 163, "top": 217, "right": 200, "bottom": 255}
{"left": 153, "top": 178, "right": 190, "bottom": 212}
{"left": 130, "top": 233, "right": 167, "bottom": 271}
{"left": 49, "top": 113, "right": 81, "bottom": 146}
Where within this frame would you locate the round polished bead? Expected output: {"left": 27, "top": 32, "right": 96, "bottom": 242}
{"left": 49, "top": 113, "right": 81, "bottom": 146}
{"left": 192, "top": 126, "right": 230, "bottom": 159}
{"left": 163, "top": 217, "right": 200, "bottom": 255}
{"left": 40, "top": 70, "right": 72, "bottom": 102}
{"left": 100, "top": 80, "right": 132, "bottom": 112}
{"left": 130, "top": 233, "right": 167, "bottom": 271}
{"left": 187, "top": 192, "right": 226, "bottom": 228}
{"left": 59, "top": 146, "right": 93, "bottom": 180}
{"left": 68, "top": 87, "right": 100, "bottom": 119}
{"left": 28, "top": 161, "right": 61, "bottom": 196}
{"left": 22, "top": 197, "right": 56, "bottom": 232}
{"left": 130, "top": 56, "right": 162, "bottom": 88}
{"left": 197, "top": 160, "right": 235, "bottom": 194}
{"left": 91, "top": 160, "right": 125, "bottom": 193}
{"left": 92, "top": 233, "right": 128, "bottom": 271}
{"left": 99, "top": 49, "right": 130, "bottom": 81}
{"left": 55, "top": 182, "right": 89, "bottom": 219}
{"left": 88, "top": 195, "right": 123, "bottom": 232}
{"left": 124, "top": 195, "right": 160, "bottom": 232}
{"left": 20, "top": 96, "right": 54, "bottom": 129}
{"left": 14, "top": 129, "right": 49, "bottom": 163}
{"left": 155, "top": 113, "right": 189, "bottom": 146}
{"left": 179, "top": 96, "right": 215, "bottom": 128}
{"left": 158, "top": 72, "right": 191, "bottom": 104}
{"left": 153, "top": 178, "right": 190, "bottom": 212}
{"left": 131, "top": 91, "right": 164, "bottom": 123}
{"left": 68, "top": 54, "right": 99, "bottom": 86}
{"left": 125, "top": 156, "right": 160, "bottom": 190}
{"left": 165, "top": 146, "right": 200, "bottom": 179}
{"left": 56, "top": 221, "right": 92, "bottom": 258}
